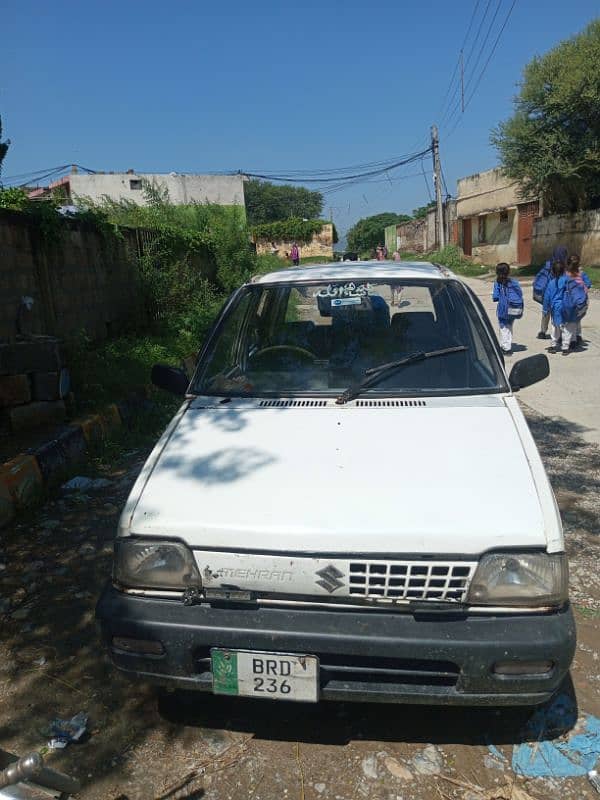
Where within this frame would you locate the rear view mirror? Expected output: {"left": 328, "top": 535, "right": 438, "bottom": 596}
{"left": 151, "top": 364, "right": 189, "bottom": 396}
{"left": 508, "top": 354, "right": 549, "bottom": 391}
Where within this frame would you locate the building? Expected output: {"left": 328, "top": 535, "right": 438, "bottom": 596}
{"left": 455, "top": 168, "right": 539, "bottom": 266}
{"left": 29, "top": 169, "right": 245, "bottom": 210}
{"left": 385, "top": 201, "right": 456, "bottom": 256}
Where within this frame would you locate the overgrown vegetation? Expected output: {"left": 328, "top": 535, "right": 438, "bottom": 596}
{"left": 401, "top": 244, "right": 490, "bottom": 277}
{"left": 492, "top": 20, "right": 600, "bottom": 213}
{"left": 251, "top": 217, "right": 325, "bottom": 244}
{"left": 347, "top": 212, "right": 411, "bottom": 253}
{"left": 412, "top": 202, "right": 436, "bottom": 219}
{"left": 244, "top": 179, "right": 323, "bottom": 225}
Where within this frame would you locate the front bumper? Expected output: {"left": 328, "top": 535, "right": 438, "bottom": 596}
{"left": 96, "top": 583, "right": 576, "bottom": 706}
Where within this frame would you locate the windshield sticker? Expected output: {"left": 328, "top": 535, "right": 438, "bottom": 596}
{"left": 314, "top": 282, "right": 373, "bottom": 299}
{"left": 331, "top": 296, "right": 362, "bottom": 307}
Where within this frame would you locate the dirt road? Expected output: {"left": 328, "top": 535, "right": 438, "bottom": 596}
{"left": 0, "top": 401, "right": 599, "bottom": 800}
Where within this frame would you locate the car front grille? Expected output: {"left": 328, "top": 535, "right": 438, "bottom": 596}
{"left": 348, "top": 560, "right": 477, "bottom": 603}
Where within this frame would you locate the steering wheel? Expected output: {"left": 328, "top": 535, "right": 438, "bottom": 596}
{"left": 251, "top": 344, "right": 317, "bottom": 364}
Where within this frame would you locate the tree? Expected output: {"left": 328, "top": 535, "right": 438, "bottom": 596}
{"left": 0, "top": 116, "right": 10, "bottom": 182}
{"left": 347, "top": 212, "right": 411, "bottom": 253}
{"left": 412, "top": 202, "right": 436, "bottom": 219}
{"left": 244, "top": 179, "right": 323, "bottom": 225}
{"left": 491, "top": 20, "right": 600, "bottom": 214}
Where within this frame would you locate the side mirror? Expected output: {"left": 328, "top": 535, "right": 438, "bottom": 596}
{"left": 151, "top": 364, "right": 189, "bottom": 396}
{"left": 508, "top": 354, "right": 549, "bottom": 391}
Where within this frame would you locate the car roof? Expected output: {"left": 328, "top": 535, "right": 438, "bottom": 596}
{"left": 250, "top": 260, "right": 454, "bottom": 285}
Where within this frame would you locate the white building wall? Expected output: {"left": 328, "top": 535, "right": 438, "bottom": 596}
{"left": 68, "top": 173, "right": 245, "bottom": 207}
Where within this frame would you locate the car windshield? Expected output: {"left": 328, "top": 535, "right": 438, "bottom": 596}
{"left": 193, "top": 278, "right": 507, "bottom": 397}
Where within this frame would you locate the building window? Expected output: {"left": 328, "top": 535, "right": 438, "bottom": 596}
{"left": 478, "top": 216, "right": 486, "bottom": 243}
{"left": 129, "top": 179, "right": 142, "bottom": 190}
{"left": 499, "top": 210, "right": 509, "bottom": 223}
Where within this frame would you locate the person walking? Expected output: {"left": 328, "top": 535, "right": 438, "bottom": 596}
{"left": 543, "top": 260, "right": 577, "bottom": 355}
{"left": 566, "top": 254, "right": 592, "bottom": 348}
{"left": 492, "top": 262, "right": 524, "bottom": 355}
{"left": 290, "top": 242, "right": 300, "bottom": 266}
{"left": 534, "top": 245, "right": 568, "bottom": 339}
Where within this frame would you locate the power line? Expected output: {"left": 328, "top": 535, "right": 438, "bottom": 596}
{"left": 437, "top": 0, "right": 483, "bottom": 123}
{"left": 445, "top": 0, "right": 517, "bottom": 138}
{"left": 439, "top": 0, "right": 496, "bottom": 129}
{"left": 443, "top": 0, "right": 504, "bottom": 130}
{"left": 241, "top": 147, "right": 432, "bottom": 185}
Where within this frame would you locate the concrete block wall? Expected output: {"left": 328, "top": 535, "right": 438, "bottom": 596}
{"left": 254, "top": 223, "right": 334, "bottom": 260}
{"left": 0, "top": 210, "right": 146, "bottom": 343}
{"left": 532, "top": 210, "right": 600, "bottom": 266}
{"left": 0, "top": 338, "right": 68, "bottom": 435}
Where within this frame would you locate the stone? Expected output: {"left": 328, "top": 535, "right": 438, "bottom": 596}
{"left": 384, "top": 757, "right": 413, "bottom": 781}
{"left": 75, "top": 414, "right": 105, "bottom": 445}
{"left": 0, "top": 340, "right": 65, "bottom": 374}
{"left": 412, "top": 745, "right": 443, "bottom": 776}
{"left": 314, "top": 784, "right": 326, "bottom": 794}
{"left": 101, "top": 403, "right": 122, "bottom": 434}
{"left": 9, "top": 400, "right": 66, "bottom": 433}
{"left": 0, "top": 374, "right": 31, "bottom": 407}
{"left": 30, "top": 372, "right": 60, "bottom": 402}
{"left": 0, "top": 455, "right": 43, "bottom": 508}
{"left": 361, "top": 754, "right": 379, "bottom": 780}
{"left": 0, "top": 598, "right": 11, "bottom": 613}
{"left": 11, "top": 607, "right": 30, "bottom": 620}
{"left": 0, "top": 481, "right": 15, "bottom": 528}
{"left": 33, "top": 439, "right": 69, "bottom": 485}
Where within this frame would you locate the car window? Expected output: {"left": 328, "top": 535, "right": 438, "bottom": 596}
{"left": 194, "top": 279, "right": 507, "bottom": 397}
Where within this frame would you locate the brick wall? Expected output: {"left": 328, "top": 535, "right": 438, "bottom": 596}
{"left": 0, "top": 210, "right": 146, "bottom": 342}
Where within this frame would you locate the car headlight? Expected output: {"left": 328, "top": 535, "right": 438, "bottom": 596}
{"left": 467, "top": 552, "right": 568, "bottom": 607}
{"left": 114, "top": 539, "right": 201, "bottom": 590}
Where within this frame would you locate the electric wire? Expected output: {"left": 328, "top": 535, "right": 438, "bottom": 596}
{"left": 442, "top": 0, "right": 505, "bottom": 132}
{"left": 445, "top": 0, "right": 517, "bottom": 138}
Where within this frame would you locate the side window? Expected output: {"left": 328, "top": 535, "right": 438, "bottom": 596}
{"left": 201, "top": 292, "right": 254, "bottom": 384}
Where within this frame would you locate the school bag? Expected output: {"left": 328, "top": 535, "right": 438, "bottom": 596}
{"left": 533, "top": 262, "right": 551, "bottom": 304}
{"left": 506, "top": 279, "right": 524, "bottom": 319}
{"left": 563, "top": 277, "right": 589, "bottom": 320}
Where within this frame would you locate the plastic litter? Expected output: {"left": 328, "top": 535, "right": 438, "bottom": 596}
{"left": 62, "top": 476, "right": 111, "bottom": 491}
{"left": 589, "top": 770, "right": 600, "bottom": 793}
{"left": 47, "top": 712, "right": 89, "bottom": 749}
{"left": 512, "top": 692, "right": 600, "bottom": 777}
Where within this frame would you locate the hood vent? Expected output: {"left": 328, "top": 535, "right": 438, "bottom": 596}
{"left": 259, "top": 399, "right": 328, "bottom": 408}
{"left": 356, "top": 400, "right": 426, "bottom": 407}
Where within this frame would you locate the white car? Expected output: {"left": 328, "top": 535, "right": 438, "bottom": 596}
{"left": 97, "top": 261, "right": 575, "bottom": 706}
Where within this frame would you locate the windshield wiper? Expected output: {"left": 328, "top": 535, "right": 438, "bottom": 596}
{"left": 335, "top": 346, "right": 468, "bottom": 405}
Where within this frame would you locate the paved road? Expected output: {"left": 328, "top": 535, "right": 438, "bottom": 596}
{"left": 463, "top": 276, "right": 600, "bottom": 445}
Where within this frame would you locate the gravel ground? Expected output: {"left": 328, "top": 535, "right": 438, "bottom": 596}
{"left": 0, "top": 404, "right": 599, "bottom": 800}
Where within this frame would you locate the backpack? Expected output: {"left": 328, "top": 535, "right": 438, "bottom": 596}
{"left": 533, "top": 262, "right": 551, "bottom": 304}
{"left": 506, "top": 280, "right": 524, "bottom": 319}
{"left": 563, "top": 277, "right": 589, "bottom": 320}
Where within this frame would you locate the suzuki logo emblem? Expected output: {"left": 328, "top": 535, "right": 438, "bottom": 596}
{"left": 315, "top": 565, "right": 345, "bottom": 593}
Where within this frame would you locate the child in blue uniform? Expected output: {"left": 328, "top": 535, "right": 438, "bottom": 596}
{"left": 543, "top": 260, "right": 576, "bottom": 355}
{"left": 492, "top": 263, "right": 524, "bottom": 354}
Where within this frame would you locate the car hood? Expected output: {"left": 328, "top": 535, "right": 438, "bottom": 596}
{"left": 126, "top": 396, "right": 552, "bottom": 555}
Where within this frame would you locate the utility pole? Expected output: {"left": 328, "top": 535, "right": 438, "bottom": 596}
{"left": 431, "top": 125, "right": 445, "bottom": 249}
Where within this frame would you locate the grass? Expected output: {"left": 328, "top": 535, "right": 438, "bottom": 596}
{"left": 400, "top": 245, "right": 492, "bottom": 278}
{"left": 67, "top": 332, "right": 195, "bottom": 413}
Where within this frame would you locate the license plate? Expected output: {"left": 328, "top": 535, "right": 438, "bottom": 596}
{"left": 211, "top": 649, "right": 319, "bottom": 702}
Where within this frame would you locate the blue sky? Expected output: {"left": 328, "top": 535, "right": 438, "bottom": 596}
{"left": 1, "top": 0, "right": 598, "bottom": 236}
